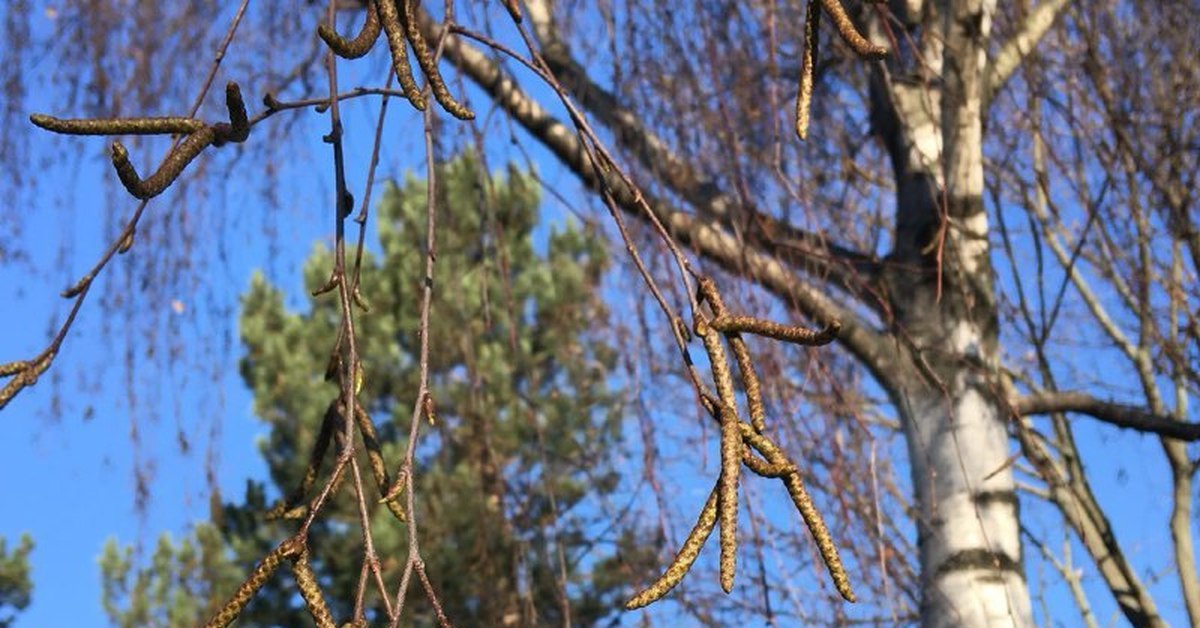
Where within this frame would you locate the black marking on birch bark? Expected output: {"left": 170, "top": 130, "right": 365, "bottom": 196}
{"left": 973, "top": 490, "right": 1018, "bottom": 509}
{"left": 934, "top": 548, "right": 1022, "bottom": 578}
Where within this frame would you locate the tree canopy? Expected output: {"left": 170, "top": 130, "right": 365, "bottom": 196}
{"left": 2, "top": 1, "right": 1198, "bottom": 626}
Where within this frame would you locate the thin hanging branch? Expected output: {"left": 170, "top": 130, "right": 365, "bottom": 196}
{"left": 0, "top": 0, "right": 253, "bottom": 411}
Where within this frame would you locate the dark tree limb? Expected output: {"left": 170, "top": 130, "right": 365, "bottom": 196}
{"left": 1014, "top": 391, "right": 1200, "bottom": 441}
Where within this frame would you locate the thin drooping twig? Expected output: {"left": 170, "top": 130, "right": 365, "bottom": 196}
{"left": 348, "top": 452, "right": 397, "bottom": 621}
{"left": 443, "top": 21, "right": 715, "bottom": 409}
{"left": 389, "top": 26, "right": 454, "bottom": 627}
{"left": 0, "top": 0, "right": 251, "bottom": 411}
{"left": 438, "top": 13, "right": 856, "bottom": 608}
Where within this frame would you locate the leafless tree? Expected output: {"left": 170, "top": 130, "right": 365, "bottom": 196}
{"left": 2, "top": 1, "right": 1197, "bottom": 626}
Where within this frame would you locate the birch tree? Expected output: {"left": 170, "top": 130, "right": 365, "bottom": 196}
{"left": 1, "top": 1, "right": 1196, "bottom": 626}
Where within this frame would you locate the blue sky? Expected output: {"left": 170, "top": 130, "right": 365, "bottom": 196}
{"left": 1, "top": 4, "right": 1196, "bottom": 627}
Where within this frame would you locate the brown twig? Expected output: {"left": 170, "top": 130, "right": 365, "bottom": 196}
{"left": 389, "top": 48, "right": 453, "bottom": 626}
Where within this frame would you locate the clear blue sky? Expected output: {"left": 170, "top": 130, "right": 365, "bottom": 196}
{"left": 0, "top": 5, "right": 1193, "bottom": 627}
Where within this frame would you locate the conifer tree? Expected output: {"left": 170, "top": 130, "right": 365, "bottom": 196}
{"left": 101, "top": 153, "right": 652, "bottom": 626}
{"left": 0, "top": 535, "right": 32, "bottom": 628}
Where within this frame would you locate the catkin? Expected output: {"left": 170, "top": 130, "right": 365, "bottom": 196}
{"left": 624, "top": 487, "right": 720, "bottom": 609}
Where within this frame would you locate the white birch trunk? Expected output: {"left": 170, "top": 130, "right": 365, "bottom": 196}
{"left": 876, "top": 1, "right": 1033, "bottom": 625}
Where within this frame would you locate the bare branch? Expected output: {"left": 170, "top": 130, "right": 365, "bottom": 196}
{"left": 984, "top": 0, "right": 1072, "bottom": 107}
{"left": 434, "top": 22, "right": 902, "bottom": 388}
{"left": 522, "top": 0, "right": 885, "bottom": 299}
{"left": 1013, "top": 391, "right": 1200, "bottom": 441}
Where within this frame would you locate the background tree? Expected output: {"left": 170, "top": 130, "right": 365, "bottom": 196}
{"left": 100, "top": 153, "right": 650, "bottom": 626}
{"left": 0, "top": 535, "right": 32, "bottom": 628}
{"left": 99, "top": 526, "right": 240, "bottom": 628}
{"left": 1, "top": 1, "right": 1197, "bottom": 627}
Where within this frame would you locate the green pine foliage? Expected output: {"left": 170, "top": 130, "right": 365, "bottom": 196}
{"left": 0, "top": 535, "right": 33, "bottom": 628}
{"left": 101, "top": 153, "right": 652, "bottom": 626}
{"left": 98, "top": 526, "right": 242, "bottom": 628}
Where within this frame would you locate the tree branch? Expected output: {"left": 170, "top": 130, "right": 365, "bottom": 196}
{"left": 521, "top": 0, "right": 885, "bottom": 300}
{"left": 432, "top": 20, "right": 903, "bottom": 387}
{"left": 1013, "top": 390, "right": 1200, "bottom": 441}
{"left": 984, "top": 0, "right": 1072, "bottom": 107}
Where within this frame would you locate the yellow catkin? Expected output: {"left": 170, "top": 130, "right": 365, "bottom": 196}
{"left": 782, "top": 471, "right": 855, "bottom": 602}
{"left": 0, "top": 360, "right": 28, "bottom": 377}
{"left": 624, "top": 487, "right": 720, "bottom": 609}
{"left": 317, "top": 0, "right": 382, "bottom": 59}
{"left": 818, "top": 0, "right": 888, "bottom": 59}
{"left": 292, "top": 552, "right": 337, "bottom": 628}
{"left": 718, "top": 404, "right": 742, "bottom": 593}
{"left": 205, "top": 539, "right": 301, "bottom": 627}
{"left": 796, "top": 0, "right": 818, "bottom": 140}
{"left": 698, "top": 277, "right": 769, "bottom": 433}
{"left": 354, "top": 404, "right": 408, "bottom": 522}
{"left": 710, "top": 315, "right": 840, "bottom": 346}
{"left": 739, "top": 422, "right": 855, "bottom": 602}
{"left": 402, "top": 0, "right": 475, "bottom": 120}
{"left": 267, "top": 402, "right": 338, "bottom": 520}
{"left": 110, "top": 125, "right": 216, "bottom": 200}
{"left": 377, "top": 0, "right": 427, "bottom": 110}
{"left": 695, "top": 322, "right": 738, "bottom": 412}
{"left": 30, "top": 113, "right": 205, "bottom": 136}
{"left": 742, "top": 448, "right": 793, "bottom": 478}
{"left": 695, "top": 308, "right": 744, "bottom": 593}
